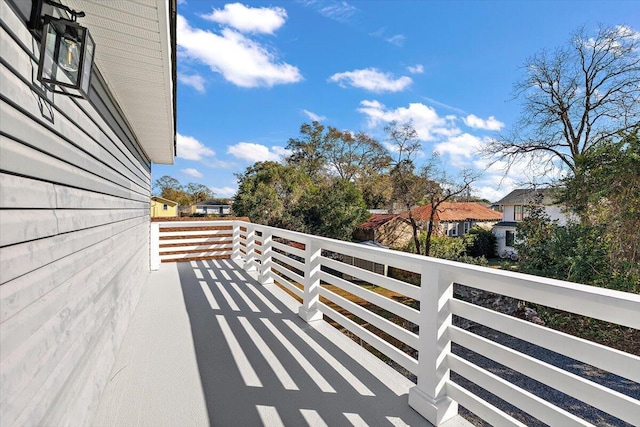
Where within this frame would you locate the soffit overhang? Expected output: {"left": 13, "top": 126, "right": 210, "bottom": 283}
{"left": 63, "top": 0, "right": 176, "bottom": 164}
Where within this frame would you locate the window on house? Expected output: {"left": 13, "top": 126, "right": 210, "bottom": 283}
{"left": 162, "top": 204, "right": 168, "bottom": 211}
{"left": 463, "top": 221, "right": 470, "bottom": 234}
{"left": 450, "top": 224, "right": 458, "bottom": 237}
{"left": 514, "top": 205, "right": 530, "bottom": 221}
{"left": 506, "top": 230, "right": 515, "bottom": 247}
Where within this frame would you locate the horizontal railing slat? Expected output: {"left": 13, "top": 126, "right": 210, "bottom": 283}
{"left": 445, "top": 382, "right": 527, "bottom": 427}
{"left": 319, "top": 287, "right": 419, "bottom": 350}
{"left": 159, "top": 230, "right": 232, "bottom": 237}
{"left": 159, "top": 251, "right": 232, "bottom": 260}
{"left": 442, "top": 264, "right": 640, "bottom": 329}
{"left": 450, "top": 299, "right": 640, "bottom": 383}
{"left": 271, "top": 264, "right": 304, "bottom": 287}
{"left": 157, "top": 221, "right": 233, "bottom": 229}
{"left": 271, "top": 241, "right": 306, "bottom": 259}
{"left": 271, "top": 251, "right": 305, "bottom": 273}
{"left": 319, "top": 302, "right": 418, "bottom": 375}
{"left": 319, "top": 270, "right": 420, "bottom": 325}
{"left": 449, "top": 326, "right": 640, "bottom": 426}
{"left": 321, "top": 256, "right": 421, "bottom": 300}
{"left": 269, "top": 271, "right": 303, "bottom": 299}
{"left": 448, "top": 354, "right": 591, "bottom": 427}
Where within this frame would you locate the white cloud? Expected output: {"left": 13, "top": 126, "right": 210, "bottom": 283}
{"left": 407, "top": 64, "right": 424, "bottom": 74}
{"left": 227, "top": 142, "right": 290, "bottom": 162}
{"left": 210, "top": 186, "right": 237, "bottom": 198}
{"left": 463, "top": 114, "right": 504, "bottom": 131}
{"left": 177, "top": 133, "right": 216, "bottom": 161}
{"left": 302, "top": 109, "right": 326, "bottom": 121}
{"left": 177, "top": 15, "right": 302, "bottom": 88}
{"left": 301, "top": 1, "right": 357, "bottom": 23}
{"left": 177, "top": 72, "right": 205, "bottom": 92}
{"left": 357, "top": 100, "right": 460, "bottom": 141}
{"left": 181, "top": 168, "right": 203, "bottom": 179}
{"left": 434, "top": 133, "right": 489, "bottom": 167}
{"left": 329, "top": 68, "right": 412, "bottom": 93}
{"left": 386, "top": 34, "right": 405, "bottom": 46}
{"left": 201, "top": 3, "right": 287, "bottom": 34}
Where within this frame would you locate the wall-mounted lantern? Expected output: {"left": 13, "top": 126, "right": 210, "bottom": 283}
{"left": 29, "top": 0, "right": 95, "bottom": 99}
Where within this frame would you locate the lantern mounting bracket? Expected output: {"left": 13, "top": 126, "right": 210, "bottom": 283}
{"left": 29, "top": 0, "right": 86, "bottom": 32}
{"left": 29, "top": 0, "right": 96, "bottom": 99}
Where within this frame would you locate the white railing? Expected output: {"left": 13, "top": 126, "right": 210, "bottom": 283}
{"left": 152, "top": 220, "right": 640, "bottom": 426}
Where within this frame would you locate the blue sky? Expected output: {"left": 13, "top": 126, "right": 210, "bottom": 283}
{"left": 154, "top": 0, "right": 639, "bottom": 201}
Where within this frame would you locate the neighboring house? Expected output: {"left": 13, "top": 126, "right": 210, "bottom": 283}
{"left": 408, "top": 202, "right": 502, "bottom": 237}
{"left": 191, "top": 199, "right": 232, "bottom": 216}
{"left": 353, "top": 214, "right": 414, "bottom": 249}
{"left": 492, "top": 188, "right": 572, "bottom": 255}
{"left": 150, "top": 196, "right": 178, "bottom": 218}
{"left": 0, "top": 1, "right": 176, "bottom": 425}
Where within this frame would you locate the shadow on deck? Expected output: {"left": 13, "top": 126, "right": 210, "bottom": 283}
{"left": 92, "top": 260, "right": 451, "bottom": 427}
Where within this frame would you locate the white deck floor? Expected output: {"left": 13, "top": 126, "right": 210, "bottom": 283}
{"left": 92, "top": 260, "right": 471, "bottom": 427}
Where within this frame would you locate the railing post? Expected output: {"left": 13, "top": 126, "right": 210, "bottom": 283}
{"left": 244, "top": 223, "right": 257, "bottom": 272}
{"left": 259, "top": 227, "right": 274, "bottom": 285}
{"left": 150, "top": 222, "right": 160, "bottom": 271}
{"left": 408, "top": 263, "right": 458, "bottom": 425}
{"left": 298, "top": 239, "right": 322, "bottom": 322}
{"left": 232, "top": 221, "right": 241, "bottom": 261}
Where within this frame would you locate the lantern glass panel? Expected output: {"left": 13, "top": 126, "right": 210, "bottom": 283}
{"left": 80, "top": 33, "right": 95, "bottom": 95}
{"left": 37, "top": 16, "right": 93, "bottom": 96}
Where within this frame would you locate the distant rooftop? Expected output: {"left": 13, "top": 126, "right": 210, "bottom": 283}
{"left": 408, "top": 202, "right": 502, "bottom": 222}
{"left": 493, "top": 188, "right": 559, "bottom": 206}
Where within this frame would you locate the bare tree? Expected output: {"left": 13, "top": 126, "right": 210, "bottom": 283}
{"left": 386, "top": 122, "right": 480, "bottom": 256}
{"left": 386, "top": 122, "right": 424, "bottom": 254}
{"left": 484, "top": 24, "right": 640, "bottom": 176}
{"left": 419, "top": 165, "right": 478, "bottom": 256}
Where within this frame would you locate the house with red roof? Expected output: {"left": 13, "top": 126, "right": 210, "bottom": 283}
{"left": 406, "top": 202, "right": 502, "bottom": 237}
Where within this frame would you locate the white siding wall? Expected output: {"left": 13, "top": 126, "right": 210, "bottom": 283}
{"left": 502, "top": 205, "right": 515, "bottom": 221}
{"left": 1, "top": 1, "right": 152, "bottom": 425}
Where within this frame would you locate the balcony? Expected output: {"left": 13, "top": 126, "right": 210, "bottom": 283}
{"left": 96, "top": 219, "right": 639, "bottom": 426}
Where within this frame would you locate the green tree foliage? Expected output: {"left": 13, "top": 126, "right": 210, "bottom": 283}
{"left": 294, "top": 179, "right": 369, "bottom": 241}
{"left": 404, "top": 233, "right": 489, "bottom": 266}
{"left": 153, "top": 175, "right": 187, "bottom": 205}
{"left": 560, "top": 130, "right": 640, "bottom": 274}
{"left": 232, "top": 162, "right": 310, "bottom": 229}
{"left": 516, "top": 205, "right": 639, "bottom": 293}
{"left": 462, "top": 226, "right": 496, "bottom": 258}
{"left": 286, "top": 121, "right": 391, "bottom": 181}
{"left": 185, "top": 182, "right": 214, "bottom": 204}
{"left": 152, "top": 175, "right": 214, "bottom": 206}
{"left": 233, "top": 163, "right": 368, "bottom": 241}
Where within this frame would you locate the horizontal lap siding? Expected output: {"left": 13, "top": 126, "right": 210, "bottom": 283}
{"left": 0, "top": 1, "right": 153, "bottom": 426}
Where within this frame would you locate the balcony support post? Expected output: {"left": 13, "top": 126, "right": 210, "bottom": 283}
{"left": 298, "top": 239, "right": 322, "bottom": 322}
{"left": 231, "top": 221, "right": 242, "bottom": 261}
{"left": 150, "top": 222, "right": 160, "bottom": 271}
{"left": 408, "top": 263, "right": 458, "bottom": 425}
{"left": 244, "top": 224, "right": 257, "bottom": 272}
{"left": 259, "top": 228, "right": 274, "bottom": 285}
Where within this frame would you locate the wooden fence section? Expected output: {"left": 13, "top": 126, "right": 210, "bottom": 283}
{"left": 151, "top": 220, "right": 238, "bottom": 265}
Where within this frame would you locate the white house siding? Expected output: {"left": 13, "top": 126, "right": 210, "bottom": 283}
{"left": 502, "top": 205, "right": 515, "bottom": 221}
{"left": 0, "top": 1, "right": 151, "bottom": 426}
